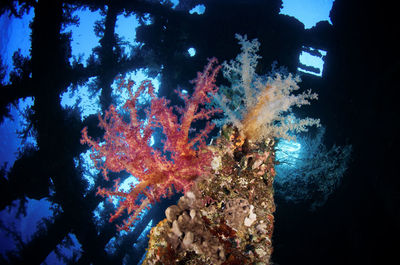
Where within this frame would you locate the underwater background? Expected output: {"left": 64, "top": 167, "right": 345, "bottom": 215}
{"left": 0, "top": 0, "right": 398, "bottom": 264}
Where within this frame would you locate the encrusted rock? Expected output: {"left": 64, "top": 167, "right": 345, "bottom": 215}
{"left": 165, "top": 205, "right": 181, "bottom": 222}
{"left": 143, "top": 127, "right": 276, "bottom": 265}
{"left": 224, "top": 197, "right": 250, "bottom": 229}
{"left": 171, "top": 220, "right": 182, "bottom": 237}
{"left": 182, "top": 231, "right": 194, "bottom": 247}
{"left": 244, "top": 205, "right": 257, "bottom": 226}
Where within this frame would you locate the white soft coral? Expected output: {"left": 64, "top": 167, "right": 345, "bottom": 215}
{"left": 214, "top": 34, "right": 320, "bottom": 142}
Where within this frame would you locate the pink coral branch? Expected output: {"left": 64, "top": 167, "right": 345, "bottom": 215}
{"left": 81, "top": 58, "right": 221, "bottom": 231}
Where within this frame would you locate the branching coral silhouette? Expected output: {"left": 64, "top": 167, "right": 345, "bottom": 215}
{"left": 81, "top": 58, "right": 221, "bottom": 231}
{"left": 275, "top": 126, "right": 352, "bottom": 209}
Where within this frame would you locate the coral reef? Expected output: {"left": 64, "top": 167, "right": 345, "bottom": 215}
{"left": 81, "top": 34, "right": 322, "bottom": 263}
{"left": 141, "top": 34, "right": 322, "bottom": 265}
{"left": 143, "top": 125, "right": 276, "bottom": 264}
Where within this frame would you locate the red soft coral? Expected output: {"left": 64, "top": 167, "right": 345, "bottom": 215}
{"left": 81, "top": 58, "right": 221, "bottom": 231}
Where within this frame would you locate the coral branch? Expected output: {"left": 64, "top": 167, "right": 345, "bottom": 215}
{"left": 81, "top": 59, "right": 221, "bottom": 231}
{"left": 213, "top": 34, "right": 320, "bottom": 142}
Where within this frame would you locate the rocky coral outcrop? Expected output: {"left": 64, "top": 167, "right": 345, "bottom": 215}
{"left": 143, "top": 124, "right": 276, "bottom": 264}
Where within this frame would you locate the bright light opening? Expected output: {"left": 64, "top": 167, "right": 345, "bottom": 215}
{"left": 115, "top": 13, "right": 140, "bottom": 55}
{"left": 62, "top": 8, "right": 102, "bottom": 66}
{"left": 170, "top": 0, "right": 179, "bottom": 9}
{"left": 133, "top": 219, "right": 153, "bottom": 249}
{"left": 0, "top": 6, "right": 34, "bottom": 84}
{"left": 189, "top": 4, "right": 205, "bottom": 15}
{"left": 0, "top": 97, "right": 36, "bottom": 171}
{"left": 188, "top": 47, "right": 196, "bottom": 57}
{"left": 276, "top": 139, "right": 301, "bottom": 168}
{"left": 297, "top": 46, "right": 327, "bottom": 77}
{"left": 60, "top": 77, "right": 102, "bottom": 121}
{"left": 280, "top": 0, "right": 334, "bottom": 29}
